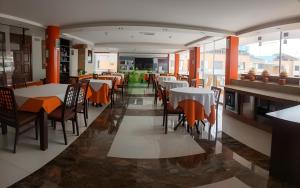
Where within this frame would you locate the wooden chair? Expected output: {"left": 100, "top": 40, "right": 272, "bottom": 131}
{"left": 49, "top": 84, "right": 81, "bottom": 145}
{"left": 0, "top": 87, "right": 39, "bottom": 153}
{"left": 12, "top": 75, "right": 27, "bottom": 89}
{"left": 92, "top": 73, "right": 98, "bottom": 79}
{"left": 153, "top": 79, "right": 158, "bottom": 105}
{"left": 158, "top": 85, "right": 183, "bottom": 134}
{"left": 76, "top": 80, "right": 90, "bottom": 127}
{"left": 0, "top": 74, "right": 7, "bottom": 87}
{"left": 211, "top": 86, "right": 222, "bottom": 138}
{"left": 193, "top": 79, "right": 205, "bottom": 88}
{"left": 69, "top": 77, "right": 79, "bottom": 84}
{"left": 109, "top": 78, "right": 117, "bottom": 108}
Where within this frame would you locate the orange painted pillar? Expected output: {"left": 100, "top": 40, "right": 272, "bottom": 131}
{"left": 174, "top": 53, "right": 180, "bottom": 78}
{"left": 189, "top": 47, "right": 200, "bottom": 81}
{"left": 225, "top": 36, "right": 239, "bottom": 85}
{"left": 46, "top": 26, "right": 60, "bottom": 83}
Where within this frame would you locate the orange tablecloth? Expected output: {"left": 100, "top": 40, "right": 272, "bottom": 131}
{"left": 89, "top": 83, "right": 110, "bottom": 105}
{"left": 178, "top": 99, "right": 216, "bottom": 127}
{"left": 19, "top": 96, "right": 62, "bottom": 114}
{"left": 98, "top": 76, "right": 121, "bottom": 88}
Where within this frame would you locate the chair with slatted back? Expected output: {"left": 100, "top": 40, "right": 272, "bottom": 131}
{"left": 109, "top": 78, "right": 117, "bottom": 108}
{"left": 12, "top": 75, "right": 27, "bottom": 89}
{"left": 48, "top": 84, "right": 81, "bottom": 144}
{"left": 0, "top": 74, "right": 7, "bottom": 87}
{"left": 158, "top": 85, "right": 183, "bottom": 134}
{"left": 0, "top": 87, "right": 39, "bottom": 153}
{"left": 210, "top": 86, "right": 222, "bottom": 138}
{"left": 76, "top": 80, "right": 90, "bottom": 127}
{"left": 92, "top": 73, "right": 98, "bottom": 79}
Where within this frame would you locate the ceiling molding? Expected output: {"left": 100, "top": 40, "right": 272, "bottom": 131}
{"left": 184, "top": 36, "right": 213, "bottom": 47}
{"left": 236, "top": 16, "right": 300, "bottom": 35}
{"left": 0, "top": 13, "right": 45, "bottom": 28}
{"left": 61, "top": 21, "right": 235, "bottom": 35}
{"left": 94, "top": 42, "right": 187, "bottom": 49}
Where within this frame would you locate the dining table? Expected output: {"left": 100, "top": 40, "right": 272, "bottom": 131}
{"left": 157, "top": 76, "right": 176, "bottom": 85}
{"left": 169, "top": 87, "right": 216, "bottom": 128}
{"left": 14, "top": 84, "right": 69, "bottom": 151}
{"left": 161, "top": 80, "right": 189, "bottom": 90}
{"left": 88, "top": 79, "right": 111, "bottom": 105}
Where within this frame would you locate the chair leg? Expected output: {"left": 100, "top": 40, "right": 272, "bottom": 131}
{"left": 165, "top": 114, "right": 168, "bottom": 134}
{"left": 13, "top": 128, "right": 19, "bottom": 153}
{"left": 61, "top": 121, "right": 68, "bottom": 145}
{"left": 72, "top": 119, "right": 75, "bottom": 134}
{"left": 1, "top": 123, "right": 7, "bottom": 135}
{"left": 162, "top": 112, "right": 165, "bottom": 127}
{"left": 85, "top": 101, "right": 89, "bottom": 119}
{"left": 75, "top": 116, "right": 79, "bottom": 136}
{"left": 196, "top": 121, "right": 200, "bottom": 134}
{"left": 208, "top": 124, "right": 212, "bottom": 140}
{"left": 83, "top": 111, "right": 88, "bottom": 127}
{"left": 215, "top": 109, "right": 218, "bottom": 139}
{"left": 35, "top": 120, "right": 39, "bottom": 140}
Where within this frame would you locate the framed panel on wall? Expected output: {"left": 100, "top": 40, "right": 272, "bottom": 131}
{"left": 88, "top": 50, "right": 92, "bottom": 63}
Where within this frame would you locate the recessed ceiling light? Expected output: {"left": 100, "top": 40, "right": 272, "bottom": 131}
{"left": 139, "top": 32, "right": 155, "bottom": 36}
{"left": 162, "top": 28, "right": 168, "bottom": 32}
{"left": 105, "top": 32, "right": 108, "bottom": 36}
{"left": 169, "top": 35, "right": 172, "bottom": 39}
{"left": 118, "top": 27, "right": 124, "bottom": 30}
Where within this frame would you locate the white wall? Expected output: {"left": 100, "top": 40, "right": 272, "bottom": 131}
{"left": 31, "top": 36, "right": 45, "bottom": 81}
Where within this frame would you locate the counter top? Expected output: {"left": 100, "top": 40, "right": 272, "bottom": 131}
{"left": 225, "top": 85, "right": 300, "bottom": 103}
{"left": 267, "top": 105, "right": 300, "bottom": 124}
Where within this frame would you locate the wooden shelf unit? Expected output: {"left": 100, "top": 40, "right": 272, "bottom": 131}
{"left": 60, "top": 38, "right": 70, "bottom": 83}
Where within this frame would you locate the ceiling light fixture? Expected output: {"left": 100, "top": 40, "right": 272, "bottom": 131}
{"left": 283, "top": 32, "right": 289, "bottom": 44}
{"left": 258, "top": 36, "right": 262, "bottom": 46}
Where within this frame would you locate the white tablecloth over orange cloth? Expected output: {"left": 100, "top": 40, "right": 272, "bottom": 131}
{"left": 169, "top": 87, "right": 216, "bottom": 126}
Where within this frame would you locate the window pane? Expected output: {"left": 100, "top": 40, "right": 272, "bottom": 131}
{"left": 95, "top": 53, "right": 118, "bottom": 73}
{"left": 179, "top": 50, "right": 189, "bottom": 75}
{"left": 169, "top": 54, "right": 175, "bottom": 74}
{"left": 281, "top": 29, "right": 300, "bottom": 77}
{"left": 239, "top": 32, "right": 280, "bottom": 76}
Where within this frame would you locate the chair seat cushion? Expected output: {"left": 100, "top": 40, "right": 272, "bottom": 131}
{"left": 0, "top": 111, "right": 38, "bottom": 127}
{"left": 48, "top": 106, "right": 75, "bottom": 121}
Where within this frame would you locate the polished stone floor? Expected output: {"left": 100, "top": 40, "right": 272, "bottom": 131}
{"left": 9, "top": 84, "right": 293, "bottom": 188}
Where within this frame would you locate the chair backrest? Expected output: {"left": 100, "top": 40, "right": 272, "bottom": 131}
{"left": 0, "top": 87, "right": 18, "bottom": 123}
{"left": 69, "top": 77, "right": 79, "bottom": 84}
{"left": 12, "top": 75, "right": 27, "bottom": 89}
{"left": 92, "top": 74, "right": 98, "bottom": 79}
{"left": 111, "top": 77, "right": 117, "bottom": 89}
{"left": 78, "top": 79, "right": 90, "bottom": 106}
{"left": 62, "top": 84, "right": 81, "bottom": 118}
{"left": 158, "top": 85, "right": 168, "bottom": 109}
{"left": 0, "top": 74, "right": 7, "bottom": 87}
{"left": 211, "top": 86, "right": 222, "bottom": 107}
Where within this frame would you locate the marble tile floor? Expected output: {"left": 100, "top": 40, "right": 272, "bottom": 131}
{"left": 0, "top": 105, "right": 106, "bottom": 188}
{"left": 5, "top": 83, "right": 294, "bottom": 187}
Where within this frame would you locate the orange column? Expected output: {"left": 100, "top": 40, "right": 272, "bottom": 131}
{"left": 189, "top": 47, "right": 200, "bottom": 80}
{"left": 46, "top": 26, "right": 60, "bottom": 83}
{"left": 225, "top": 36, "right": 239, "bottom": 85}
{"left": 174, "top": 53, "right": 180, "bottom": 78}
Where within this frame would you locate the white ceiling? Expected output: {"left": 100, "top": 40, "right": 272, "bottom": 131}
{"left": 1, "top": 0, "right": 300, "bottom": 54}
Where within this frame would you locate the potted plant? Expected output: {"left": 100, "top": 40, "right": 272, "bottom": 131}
{"left": 261, "top": 70, "right": 270, "bottom": 82}
{"left": 247, "top": 68, "right": 256, "bottom": 81}
{"left": 278, "top": 71, "right": 288, "bottom": 85}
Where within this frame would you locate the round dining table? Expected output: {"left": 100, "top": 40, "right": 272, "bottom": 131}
{"left": 169, "top": 87, "right": 216, "bottom": 128}
{"left": 158, "top": 76, "right": 176, "bottom": 85}
{"left": 161, "top": 80, "right": 189, "bottom": 90}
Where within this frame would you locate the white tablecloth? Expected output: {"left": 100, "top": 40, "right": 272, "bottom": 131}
{"left": 98, "top": 75, "right": 122, "bottom": 80}
{"left": 158, "top": 76, "right": 176, "bottom": 85}
{"left": 89, "top": 79, "right": 112, "bottom": 91}
{"left": 169, "top": 87, "right": 215, "bottom": 115}
{"left": 161, "top": 80, "right": 189, "bottom": 90}
{"left": 111, "top": 73, "right": 124, "bottom": 79}
{"left": 14, "top": 84, "right": 68, "bottom": 107}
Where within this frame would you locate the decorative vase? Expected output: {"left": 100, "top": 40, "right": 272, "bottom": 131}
{"left": 261, "top": 70, "right": 270, "bottom": 83}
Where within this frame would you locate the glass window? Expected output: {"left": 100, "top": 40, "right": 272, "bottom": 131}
{"left": 94, "top": 53, "right": 118, "bottom": 73}
{"left": 281, "top": 29, "right": 300, "bottom": 77}
{"left": 169, "top": 54, "right": 175, "bottom": 74}
{"left": 239, "top": 32, "right": 281, "bottom": 76}
{"left": 179, "top": 50, "right": 189, "bottom": 75}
